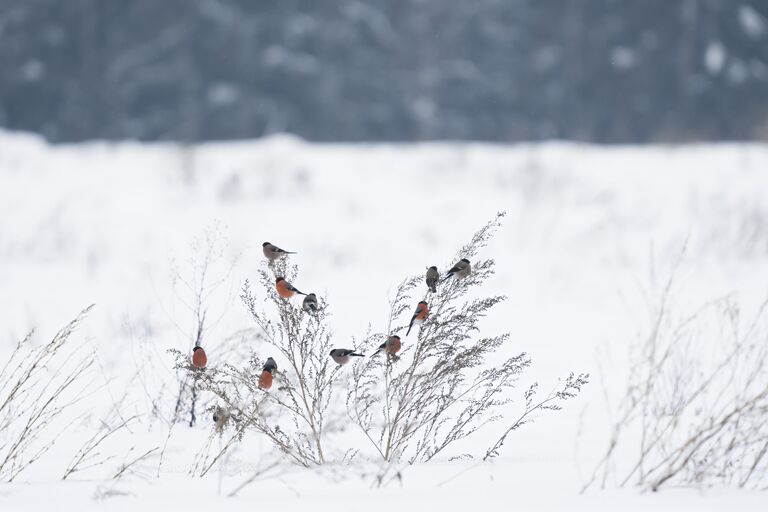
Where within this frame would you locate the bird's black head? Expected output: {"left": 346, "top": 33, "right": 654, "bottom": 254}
{"left": 307, "top": 293, "right": 316, "bottom": 297}
{"left": 262, "top": 242, "right": 270, "bottom": 247}
{"left": 418, "top": 301, "right": 428, "bottom": 306}
{"left": 193, "top": 346, "right": 203, "bottom": 352}
{"left": 392, "top": 335, "right": 401, "bottom": 340}
{"left": 429, "top": 266, "right": 437, "bottom": 270}
{"left": 212, "top": 413, "right": 219, "bottom": 422}
{"left": 461, "top": 258, "right": 470, "bottom": 263}
{"left": 328, "top": 349, "right": 337, "bottom": 356}
{"left": 276, "top": 277, "right": 284, "bottom": 282}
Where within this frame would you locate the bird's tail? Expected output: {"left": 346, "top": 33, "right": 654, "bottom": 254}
{"left": 429, "top": 284, "right": 436, "bottom": 293}
{"left": 406, "top": 323, "right": 413, "bottom": 336}
{"left": 350, "top": 352, "right": 365, "bottom": 357}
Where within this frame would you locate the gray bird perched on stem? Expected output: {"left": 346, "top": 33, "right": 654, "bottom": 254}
{"left": 262, "top": 241, "right": 295, "bottom": 263}
{"left": 212, "top": 405, "right": 231, "bottom": 432}
{"left": 446, "top": 258, "right": 471, "bottom": 279}
{"left": 329, "top": 348, "right": 364, "bottom": 366}
{"left": 302, "top": 293, "right": 318, "bottom": 313}
{"left": 426, "top": 266, "right": 439, "bottom": 292}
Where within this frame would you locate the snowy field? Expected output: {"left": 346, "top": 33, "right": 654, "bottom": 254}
{"left": 1, "top": 129, "right": 767, "bottom": 510}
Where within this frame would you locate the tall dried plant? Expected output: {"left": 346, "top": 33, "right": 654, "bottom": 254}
{"left": 0, "top": 305, "right": 96, "bottom": 481}
{"left": 346, "top": 212, "right": 588, "bottom": 481}
{"left": 583, "top": 248, "right": 768, "bottom": 492}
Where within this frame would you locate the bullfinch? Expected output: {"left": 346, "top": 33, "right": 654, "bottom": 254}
{"left": 446, "top": 258, "right": 471, "bottom": 279}
{"left": 329, "top": 348, "right": 365, "bottom": 366}
{"left": 212, "top": 406, "right": 231, "bottom": 432}
{"left": 275, "top": 277, "right": 306, "bottom": 299}
{"left": 302, "top": 293, "right": 318, "bottom": 313}
{"left": 406, "top": 301, "right": 429, "bottom": 336}
{"left": 191, "top": 341, "right": 207, "bottom": 369}
{"left": 372, "top": 335, "right": 401, "bottom": 357}
{"left": 258, "top": 357, "right": 278, "bottom": 390}
{"left": 426, "top": 266, "right": 439, "bottom": 293}
{"left": 262, "top": 242, "right": 296, "bottom": 262}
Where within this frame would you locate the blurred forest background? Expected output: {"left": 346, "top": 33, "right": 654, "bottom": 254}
{"left": 0, "top": 0, "right": 767, "bottom": 143}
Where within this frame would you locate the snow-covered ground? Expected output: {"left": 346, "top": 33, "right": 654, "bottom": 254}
{"left": 1, "top": 129, "right": 767, "bottom": 509}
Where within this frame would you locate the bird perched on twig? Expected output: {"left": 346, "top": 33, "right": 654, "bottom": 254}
{"left": 426, "top": 266, "right": 439, "bottom": 293}
{"left": 258, "top": 357, "right": 278, "bottom": 390}
{"left": 329, "top": 348, "right": 365, "bottom": 366}
{"left": 191, "top": 340, "right": 207, "bottom": 369}
{"left": 212, "top": 405, "right": 231, "bottom": 432}
{"left": 302, "top": 293, "right": 318, "bottom": 313}
{"left": 406, "top": 301, "right": 429, "bottom": 336}
{"left": 446, "top": 258, "right": 471, "bottom": 279}
{"left": 275, "top": 277, "right": 306, "bottom": 299}
{"left": 372, "top": 335, "right": 401, "bottom": 357}
{"left": 262, "top": 242, "right": 295, "bottom": 263}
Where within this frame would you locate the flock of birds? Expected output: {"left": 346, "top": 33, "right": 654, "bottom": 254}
{"left": 190, "top": 242, "right": 472, "bottom": 390}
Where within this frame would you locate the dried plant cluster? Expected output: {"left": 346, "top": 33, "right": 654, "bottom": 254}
{"left": 164, "top": 227, "right": 249, "bottom": 430}
{"left": 170, "top": 212, "right": 588, "bottom": 481}
{"left": 346, "top": 213, "right": 588, "bottom": 472}
{"left": 172, "top": 256, "right": 343, "bottom": 470}
{"left": 0, "top": 306, "right": 95, "bottom": 482}
{"left": 585, "top": 256, "right": 768, "bottom": 492}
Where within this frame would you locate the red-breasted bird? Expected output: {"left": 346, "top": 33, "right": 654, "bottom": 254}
{"left": 191, "top": 341, "right": 207, "bottom": 369}
{"left": 302, "top": 293, "right": 318, "bottom": 313}
{"left": 329, "top": 348, "right": 365, "bottom": 366}
{"left": 275, "top": 277, "right": 306, "bottom": 299}
{"left": 372, "top": 335, "right": 402, "bottom": 356}
{"left": 426, "top": 266, "right": 439, "bottom": 293}
{"left": 258, "top": 357, "right": 278, "bottom": 390}
{"left": 446, "top": 258, "right": 471, "bottom": 279}
{"left": 262, "top": 242, "right": 296, "bottom": 262}
{"left": 406, "top": 301, "right": 429, "bottom": 336}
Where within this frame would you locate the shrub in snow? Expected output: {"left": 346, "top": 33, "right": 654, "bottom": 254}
{"left": 584, "top": 249, "right": 768, "bottom": 492}
{"left": 179, "top": 256, "right": 342, "bottom": 468}
{"left": 173, "top": 213, "right": 588, "bottom": 481}
{"left": 0, "top": 306, "right": 95, "bottom": 482}
{"left": 346, "top": 212, "right": 588, "bottom": 482}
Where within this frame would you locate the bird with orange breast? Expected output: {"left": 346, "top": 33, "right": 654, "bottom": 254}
{"left": 191, "top": 341, "right": 207, "bottom": 369}
{"left": 372, "top": 335, "right": 401, "bottom": 357}
{"left": 275, "top": 277, "right": 307, "bottom": 299}
{"left": 406, "top": 301, "right": 429, "bottom": 336}
{"left": 262, "top": 242, "right": 295, "bottom": 263}
{"left": 258, "top": 357, "right": 278, "bottom": 390}
{"left": 446, "top": 258, "right": 471, "bottom": 279}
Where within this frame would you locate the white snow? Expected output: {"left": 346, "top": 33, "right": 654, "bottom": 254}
{"left": 1, "top": 129, "right": 767, "bottom": 509}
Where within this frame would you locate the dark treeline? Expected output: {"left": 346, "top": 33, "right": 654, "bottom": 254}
{"left": 0, "top": 0, "right": 766, "bottom": 143}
